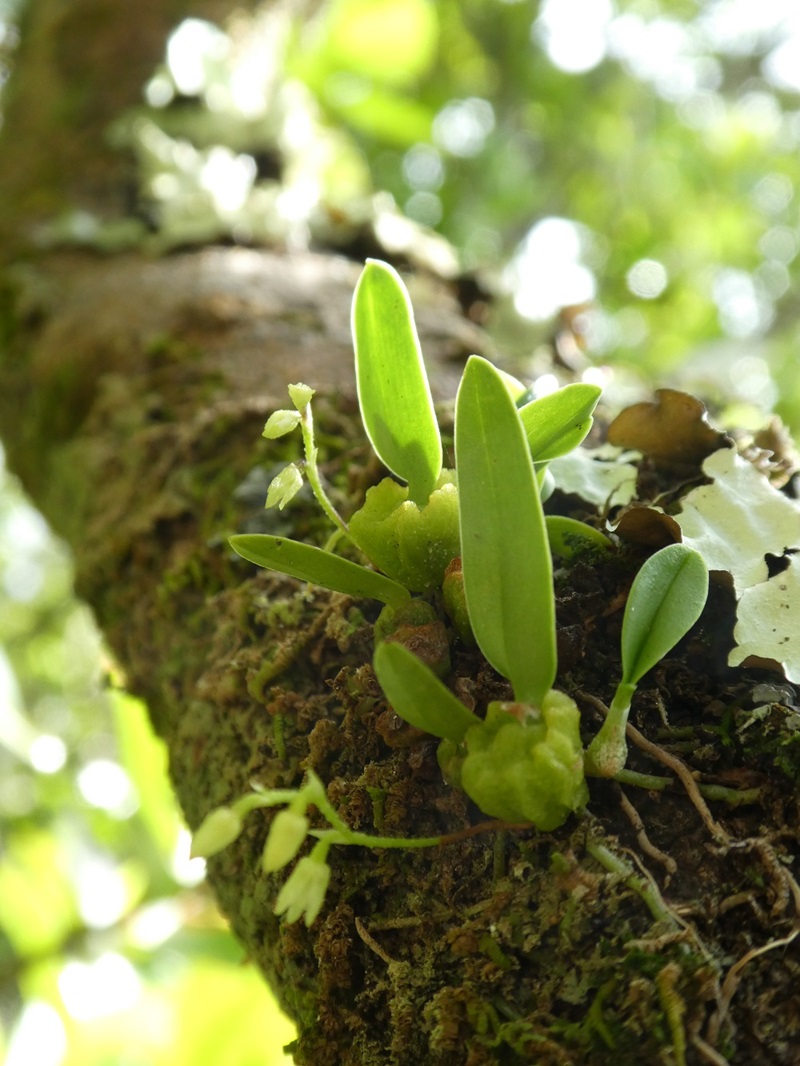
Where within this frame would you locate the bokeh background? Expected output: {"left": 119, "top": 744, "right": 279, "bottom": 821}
{"left": 1, "top": 0, "right": 799, "bottom": 1062}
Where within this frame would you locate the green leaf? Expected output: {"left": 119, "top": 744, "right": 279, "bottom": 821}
{"left": 352, "top": 259, "right": 442, "bottom": 505}
{"left": 301, "top": 0, "right": 439, "bottom": 89}
{"left": 373, "top": 641, "right": 480, "bottom": 742}
{"left": 230, "top": 534, "right": 411, "bottom": 609}
{"left": 326, "top": 86, "right": 434, "bottom": 146}
{"left": 519, "top": 383, "right": 602, "bottom": 463}
{"left": 455, "top": 355, "right": 556, "bottom": 707}
{"left": 621, "top": 543, "right": 709, "bottom": 688}
{"left": 545, "top": 515, "right": 613, "bottom": 558}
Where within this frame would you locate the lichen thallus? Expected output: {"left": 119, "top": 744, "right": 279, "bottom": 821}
{"left": 192, "top": 259, "right": 709, "bottom": 926}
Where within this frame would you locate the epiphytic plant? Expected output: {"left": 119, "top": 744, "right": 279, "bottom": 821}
{"left": 374, "top": 356, "right": 709, "bottom": 827}
{"left": 230, "top": 259, "right": 602, "bottom": 612}
{"left": 197, "top": 260, "right": 710, "bottom": 925}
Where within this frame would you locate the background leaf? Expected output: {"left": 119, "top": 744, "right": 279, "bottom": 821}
{"left": 729, "top": 555, "right": 800, "bottom": 683}
{"left": 455, "top": 356, "right": 556, "bottom": 707}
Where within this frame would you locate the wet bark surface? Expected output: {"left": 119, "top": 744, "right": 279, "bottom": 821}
{"left": 2, "top": 244, "right": 800, "bottom": 1065}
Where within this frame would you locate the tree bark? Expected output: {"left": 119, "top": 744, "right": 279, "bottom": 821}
{"left": 1, "top": 243, "right": 481, "bottom": 1065}
{"left": 3, "top": 5, "right": 800, "bottom": 1065}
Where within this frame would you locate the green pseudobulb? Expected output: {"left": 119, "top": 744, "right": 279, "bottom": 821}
{"left": 349, "top": 471, "right": 460, "bottom": 592}
{"left": 439, "top": 691, "right": 588, "bottom": 831}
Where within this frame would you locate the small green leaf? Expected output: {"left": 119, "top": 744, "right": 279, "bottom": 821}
{"left": 519, "top": 383, "right": 602, "bottom": 463}
{"left": 373, "top": 641, "right": 481, "bottom": 743}
{"left": 621, "top": 543, "right": 709, "bottom": 688}
{"left": 545, "top": 515, "right": 612, "bottom": 558}
{"left": 263, "top": 409, "right": 302, "bottom": 439}
{"left": 230, "top": 534, "right": 411, "bottom": 608}
{"left": 585, "top": 543, "right": 709, "bottom": 778}
{"left": 456, "top": 355, "right": 556, "bottom": 707}
{"left": 352, "top": 259, "right": 442, "bottom": 505}
{"left": 265, "top": 464, "right": 303, "bottom": 510}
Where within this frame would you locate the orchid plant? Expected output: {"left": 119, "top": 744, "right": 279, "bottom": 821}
{"left": 195, "top": 259, "right": 710, "bottom": 926}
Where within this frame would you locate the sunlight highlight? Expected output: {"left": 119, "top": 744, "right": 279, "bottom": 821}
{"left": 506, "top": 217, "right": 596, "bottom": 321}
{"left": 77, "top": 759, "right": 137, "bottom": 818}
{"left": 5, "top": 1001, "right": 66, "bottom": 1066}
{"left": 535, "top": 0, "right": 613, "bottom": 73}
{"left": 58, "top": 953, "right": 141, "bottom": 1021}
{"left": 626, "top": 259, "right": 669, "bottom": 299}
{"left": 28, "top": 734, "right": 67, "bottom": 773}
{"left": 166, "top": 19, "right": 229, "bottom": 97}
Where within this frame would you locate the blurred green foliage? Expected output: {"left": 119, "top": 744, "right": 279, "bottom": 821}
{"left": 2, "top": 0, "right": 800, "bottom": 1062}
{"left": 90, "top": 0, "right": 800, "bottom": 433}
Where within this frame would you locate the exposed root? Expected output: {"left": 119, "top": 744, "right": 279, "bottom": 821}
{"left": 690, "top": 1032, "right": 732, "bottom": 1066}
{"left": 706, "top": 926, "right": 800, "bottom": 1047}
{"left": 356, "top": 916, "right": 397, "bottom": 966}
{"left": 617, "top": 785, "right": 677, "bottom": 880}
{"left": 624, "top": 718, "right": 730, "bottom": 844}
{"left": 579, "top": 689, "right": 800, "bottom": 1057}
{"left": 577, "top": 690, "right": 730, "bottom": 843}
{"left": 705, "top": 834, "right": 800, "bottom": 1047}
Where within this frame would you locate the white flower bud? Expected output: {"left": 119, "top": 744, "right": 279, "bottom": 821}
{"left": 190, "top": 806, "right": 243, "bottom": 858}
{"left": 262, "top": 810, "right": 309, "bottom": 873}
{"left": 265, "top": 464, "right": 303, "bottom": 510}
{"left": 274, "top": 854, "right": 331, "bottom": 926}
{"left": 288, "top": 383, "right": 314, "bottom": 410}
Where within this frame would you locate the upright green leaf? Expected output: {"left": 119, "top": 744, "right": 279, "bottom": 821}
{"left": 621, "top": 543, "right": 709, "bottom": 687}
{"left": 352, "top": 259, "right": 442, "bottom": 505}
{"left": 230, "top": 534, "right": 411, "bottom": 609}
{"left": 455, "top": 356, "right": 557, "bottom": 707}
{"left": 374, "top": 641, "right": 480, "bottom": 742}
{"left": 519, "top": 383, "right": 602, "bottom": 463}
{"left": 586, "top": 542, "right": 709, "bottom": 777}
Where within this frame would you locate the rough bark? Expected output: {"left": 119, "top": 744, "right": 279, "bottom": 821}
{"left": 2, "top": 5, "right": 800, "bottom": 1065}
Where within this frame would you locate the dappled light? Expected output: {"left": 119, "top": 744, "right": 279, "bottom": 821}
{"left": 46, "top": 0, "right": 795, "bottom": 429}
{"left": 535, "top": 0, "right": 614, "bottom": 74}
{"left": 506, "top": 217, "right": 597, "bottom": 322}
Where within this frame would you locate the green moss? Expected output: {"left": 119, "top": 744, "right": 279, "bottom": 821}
{"left": 733, "top": 701, "right": 800, "bottom": 784}
{"left": 365, "top": 786, "right": 387, "bottom": 832}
